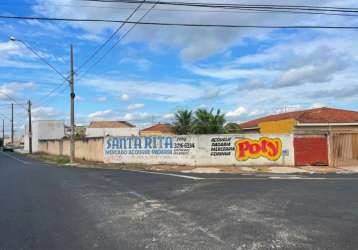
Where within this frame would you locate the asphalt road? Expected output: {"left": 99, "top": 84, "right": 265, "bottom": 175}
{"left": 1, "top": 152, "right": 358, "bottom": 250}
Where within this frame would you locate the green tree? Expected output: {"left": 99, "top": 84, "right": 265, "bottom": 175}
{"left": 224, "top": 123, "right": 242, "bottom": 134}
{"left": 192, "top": 108, "right": 226, "bottom": 134}
{"left": 172, "top": 110, "right": 193, "bottom": 135}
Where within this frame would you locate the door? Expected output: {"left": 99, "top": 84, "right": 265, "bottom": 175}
{"left": 294, "top": 135, "right": 328, "bottom": 166}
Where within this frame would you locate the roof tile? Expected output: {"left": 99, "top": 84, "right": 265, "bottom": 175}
{"left": 88, "top": 121, "right": 135, "bottom": 128}
{"left": 239, "top": 107, "right": 358, "bottom": 128}
{"left": 141, "top": 123, "right": 173, "bottom": 133}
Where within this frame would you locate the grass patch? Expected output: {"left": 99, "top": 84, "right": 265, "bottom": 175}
{"left": 27, "top": 153, "right": 70, "bottom": 165}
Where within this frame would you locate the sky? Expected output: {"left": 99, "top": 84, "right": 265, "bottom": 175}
{"left": 1, "top": 0, "right": 358, "bottom": 136}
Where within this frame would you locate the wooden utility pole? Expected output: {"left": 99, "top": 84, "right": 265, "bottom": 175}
{"left": 69, "top": 45, "right": 75, "bottom": 163}
{"left": 28, "top": 100, "right": 32, "bottom": 154}
{"left": 11, "top": 103, "right": 14, "bottom": 144}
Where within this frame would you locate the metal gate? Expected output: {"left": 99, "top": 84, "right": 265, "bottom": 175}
{"left": 330, "top": 133, "right": 358, "bottom": 166}
{"left": 294, "top": 135, "right": 328, "bottom": 166}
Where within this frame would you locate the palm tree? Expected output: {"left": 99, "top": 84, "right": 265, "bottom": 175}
{"left": 172, "top": 110, "right": 193, "bottom": 135}
{"left": 192, "top": 108, "right": 226, "bottom": 134}
{"left": 224, "top": 123, "right": 242, "bottom": 134}
{"left": 192, "top": 109, "right": 211, "bottom": 134}
{"left": 209, "top": 109, "right": 226, "bottom": 134}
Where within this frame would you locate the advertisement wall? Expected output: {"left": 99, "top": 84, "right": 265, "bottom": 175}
{"left": 104, "top": 134, "right": 294, "bottom": 166}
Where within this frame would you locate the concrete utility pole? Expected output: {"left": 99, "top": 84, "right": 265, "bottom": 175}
{"left": 28, "top": 100, "right": 32, "bottom": 154}
{"left": 11, "top": 103, "right": 14, "bottom": 144}
{"left": 2, "top": 119, "right": 4, "bottom": 145}
{"left": 69, "top": 45, "right": 75, "bottom": 163}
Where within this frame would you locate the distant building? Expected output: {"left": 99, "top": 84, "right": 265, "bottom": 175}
{"left": 3, "top": 136, "right": 23, "bottom": 146}
{"left": 24, "top": 120, "right": 65, "bottom": 153}
{"left": 65, "top": 125, "right": 86, "bottom": 138}
{"left": 86, "top": 121, "right": 139, "bottom": 137}
{"left": 140, "top": 123, "right": 174, "bottom": 136}
{"left": 239, "top": 107, "right": 358, "bottom": 134}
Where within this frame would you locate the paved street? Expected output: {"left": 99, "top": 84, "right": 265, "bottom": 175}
{"left": 1, "top": 152, "right": 358, "bottom": 250}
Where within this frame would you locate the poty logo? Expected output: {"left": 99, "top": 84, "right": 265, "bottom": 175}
{"left": 235, "top": 137, "right": 282, "bottom": 161}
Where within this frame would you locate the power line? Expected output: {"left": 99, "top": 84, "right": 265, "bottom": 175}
{"left": 0, "top": 112, "right": 10, "bottom": 120}
{"left": 33, "top": 82, "right": 69, "bottom": 107}
{"left": 9, "top": 0, "right": 358, "bottom": 12}
{"left": 0, "top": 91, "right": 27, "bottom": 110}
{"left": 3, "top": 1, "right": 358, "bottom": 17}
{"left": 2, "top": 15, "right": 358, "bottom": 29}
{"left": 77, "top": 0, "right": 147, "bottom": 71}
{"left": 77, "top": 0, "right": 158, "bottom": 78}
{"left": 84, "top": 1, "right": 358, "bottom": 13}
{"left": 11, "top": 38, "right": 70, "bottom": 83}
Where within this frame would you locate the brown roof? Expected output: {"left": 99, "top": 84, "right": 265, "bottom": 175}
{"left": 240, "top": 107, "right": 358, "bottom": 128}
{"left": 88, "top": 121, "right": 135, "bottom": 128}
{"left": 141, "top": 123, "right": 173, "bottom": 133}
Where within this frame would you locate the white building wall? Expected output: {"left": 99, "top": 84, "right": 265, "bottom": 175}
{"left": 86, "top": 127, "right": 139, "bottom": 137}
{"left": 104, "top": 134, "right": 294, "bottom": 166}
{"left": 25, "top": 120, "right": 65, "bottom": 152}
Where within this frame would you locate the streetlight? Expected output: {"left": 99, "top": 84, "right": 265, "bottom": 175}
{"left": 10, "top": 36, "right": 69, "bottom": 83}
{"left": 9, "top": 37, "right": 76, "bottom": 162}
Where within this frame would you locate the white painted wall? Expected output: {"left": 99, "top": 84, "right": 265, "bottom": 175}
{"left": 86, "top": 127, "right": 139, "bottom": 137}
{"left": 25, "top": 120, "right": 65, "bottom": 152}
{"left": 104, "top": 134, "right": 294, "bottom": 166}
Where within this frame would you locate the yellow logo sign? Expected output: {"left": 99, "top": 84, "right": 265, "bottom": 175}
{"left": 235, "top": 137, "right": 282, "bottom": 161}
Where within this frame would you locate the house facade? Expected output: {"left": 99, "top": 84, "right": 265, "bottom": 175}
{"left": 239, "top": 107, "right": 358, "bottom": 166}
{"left": 86, "top": 121, "right": 139, "bottom": 137}
{"left": 24, "top": 120, "right": 65, "bottom": 153}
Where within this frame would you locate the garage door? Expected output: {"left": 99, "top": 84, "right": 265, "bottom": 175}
{"left": 331, "top": 133, "right": 358, "bottom": 166}
{"left": 294, "top": 136, "right": 328, "bottom": 166}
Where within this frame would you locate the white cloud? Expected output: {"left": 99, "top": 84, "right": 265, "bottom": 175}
{"left": 119, "top": 58, "right": 152, "bottom": 71}
{"left": 120, "top": 94, "right": 129, "bottom": 101}
{"left": 187, "top": 64, "right": 278, "bottom": 81}
{"left": 97, "top": 96, "right": 107, "bottom": 102}
{"left": 32, "top": 106, "right": 62, "bottom": 120}
{"left": 88, "top": 109, "right": 113, "bottom": 120}
{"left": 123, "top": 112, "right": 152, "bottom": 121}
{"left": 127, "top": 103, "right": 145, "bottom": 110}
{"left": 275, "top": 105, "right": 302, "bottom": 114}
{"left": 82, "top": 77, "right": 235, "bottom": 103}
{"left": 163, "top": 113, "right": 175, "bottom": 120}
{"left": 33, "top": 0, "right": 358, "bottom": 61}
{"left": 248, "top": 109, "right": 265, "bottom": 117}
{"left": 226, "top": 106, "right": 247, "bottom": 118}
{"left": 0, "top": 82, "right": 35, "bottom": 100}
{"left": 75, "top": 95, "right": 85, "bottom": 102}
{"left": 311, "top": 103, "right": 325, "bottom": 109}
{"left": 0, "top": 41, "right": 48, "bottom": 68}
{"left": 77, "top": 33, "right": 103, "bottom": 42}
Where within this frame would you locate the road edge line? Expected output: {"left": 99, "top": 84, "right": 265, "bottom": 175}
{"left": 0, "top": 152, "right": 30, "bottom": 165}
{"left": 124, "top": 169, "right": 205, "bottom": 180}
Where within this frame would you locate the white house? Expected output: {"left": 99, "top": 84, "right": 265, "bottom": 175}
{"left": 24, "top": 120, "right": 65, "bottom": 153}
{"left": 85, "top": 121, "right": 139, "bottom": 137}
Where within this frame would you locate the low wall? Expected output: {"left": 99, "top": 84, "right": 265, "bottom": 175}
{"left": 38, "top": 137, "right": 104, "bottom": 162}
{"left": 104, "top": 134, "right": 294, "bottom": 166}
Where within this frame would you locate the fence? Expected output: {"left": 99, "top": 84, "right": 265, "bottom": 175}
{"left": 38, "top": 137, "right": 104, "bottom": 162}
{"left": 104, "top": 134, "right": 295, "bottom": 166}
{"left": 38, "top": 134, "right": 293, "bottom": 166}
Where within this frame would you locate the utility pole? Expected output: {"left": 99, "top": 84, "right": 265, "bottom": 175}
{"left": 69, "top": 45, "right": 75, "bottom": 163}
{"left": 11, "top": 103, "right": 14, "bottom": 144}
{"left": 28, "top": 100, "right": 32, "bottom": 154}
{"left": 2, "top": 119, "right": 4, "bottom": 146}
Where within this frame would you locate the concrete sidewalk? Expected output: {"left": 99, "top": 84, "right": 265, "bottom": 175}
{"left": 161, "top": 165, "right": 358, "bottom": 174}
{"left": 18, "top": 151, "right": 358, "bottom": 175}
